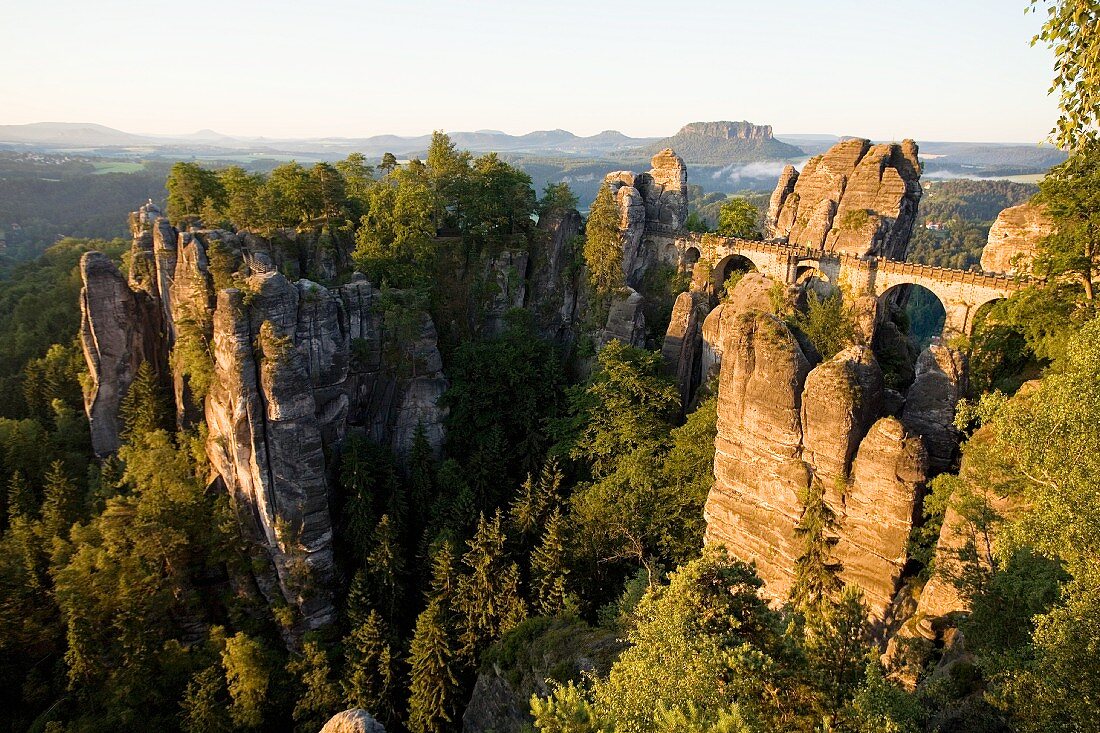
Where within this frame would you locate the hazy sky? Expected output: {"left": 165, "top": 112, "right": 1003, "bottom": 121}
{"left": 3, "top": 0, "right": 1059, "bottom": 142}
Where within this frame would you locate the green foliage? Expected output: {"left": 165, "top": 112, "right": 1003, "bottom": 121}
{"left": 1028, "top": 0, "right": 1100, "bottom": 150}
{"left": 342, "top": 610, "right": 398, "bottom": 725}
{"left": 166, "top": 162, "right": 225, "bottom": 225}
{"left": 407, "top": 600, "right": 459, "bottom": 733}
{"left": 564, "top": 341, "right": 679, "bottom": 479}
{"left": 119, "top": 361, "right": 171, "bottom": 439}
{"left": 530, "top": 507, "right": 570, "bottom": 616}
{"left": 716, "top": 197, "right": 761, "bottom": 239}
{"left": 287, "top": 640, "right": 341, "bottom": 733}
{"left": 539, "top": 182, "right": 580, "bottom": 218}
{"left": 788, "top": 290, "right": 858, "bottom": 360}
{"left": 839, "top": 208, "right": 871, "bottom": 232}
{"left": 790, "top": 480, "right": 843, "bottom": 614}
{"left": 453, "top": 511, "right": 528, "bottom": 660}
{"left": 441, "top": 311, "right": 565, "bottom": 512}
{"left": 222, "top": 632, "right": 272, "bottom": 729}
{"left": 584, "top": 183, "right": 625, "bottom": 296}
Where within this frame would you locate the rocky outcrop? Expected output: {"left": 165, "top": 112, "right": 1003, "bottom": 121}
{"left": 766, "top": 138, "right": 922, "bottom": 259}
{"left": 604, "top": 149, "right": 689, "bottom": 287}
{"left": 901, "top": 345, "right": 966, "bottom": 475}
{"left": 483, "top": 249, "right": 529, "bottom": 336}
{"left": 705, "top": 303, "right": 930, "bottom": 620}
{"left": 530, "top": 208, "right": 584, "bottom": 342}
{"left": 801, "top": 346, "right": 885, "bottom": 496}
{"left": 638, "top": 148, "right": 689, "bottom": 229}
{"left": 705, "top": 311, "right": 813, "bottom": 603}
{"left": 661, "top": 291, "right": 709, "bottom": 409}
{"left": 462, "top": 618, "right": 622, "bottom": 733}
{"left": 639, "top": 121, "right": 804, "bottom": 164}
{"left": 597, "top": 287, "right": 647, "bottom": 349}
{"left": 79, "top": 252, "right": 165, "bottom": 456}
{"left": 836, "top": 417, "right": 928, "bottom": 618}
{"left": 79, "top": 205, "right": 450, "bottom": 636}
{"left": 980, "top": 202, "right": 1054, "bottom": 275}
{"left": 699, "top": 273, "right": 777, "bottom": 395}
{"left": 319, "top": 709, "right": 386, "bottom": 733}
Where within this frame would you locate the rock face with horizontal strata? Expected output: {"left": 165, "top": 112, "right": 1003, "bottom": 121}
{"left": 705, "top": 300, "right": 930, "bottom": 621}
{"left": 980, "top": 202, "right": 1054, "bottom": 275}
{"left": 766, "top": 138, "right": 922, "bottom": 259}
{"left": 78, "top": 205, "right": 449, "bottom": 636}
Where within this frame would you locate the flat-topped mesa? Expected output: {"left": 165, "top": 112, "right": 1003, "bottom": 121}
{"left": 78, "top": 204, "right": 449, "bottom": 636}
{"left": 766, "top": 138, "right": 922, "bottom": 259}
{"left": 980, "top": 201, "right": 1054, "bottom": 276}
{"left": 679, "top": 120, "right": 775, "bottom": 142}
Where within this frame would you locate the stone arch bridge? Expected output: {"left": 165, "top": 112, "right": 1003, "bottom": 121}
{"left": 649, "top": 227, "right": 1030, "bottom": 338}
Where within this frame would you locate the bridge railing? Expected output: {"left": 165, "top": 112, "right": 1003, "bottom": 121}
{"left": 649, "top": 224, "right": 1037, "bottom": 291}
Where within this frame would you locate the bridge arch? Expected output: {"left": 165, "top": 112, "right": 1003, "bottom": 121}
{"left": 714, "top": 253, "right": 757, "bottom": 295}
{"left": 879, "top": 283, "right": 947, "bottom": 348}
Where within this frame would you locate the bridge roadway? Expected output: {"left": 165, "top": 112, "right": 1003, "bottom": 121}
{"left": 651, "top": 227, "right": 1032, "bottom": 338}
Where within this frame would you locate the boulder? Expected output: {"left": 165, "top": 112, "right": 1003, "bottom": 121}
{"left": 319, "top": 709, "right": 386, "bottom": 733}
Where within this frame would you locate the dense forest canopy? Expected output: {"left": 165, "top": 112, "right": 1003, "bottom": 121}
{"left": 2, "top": 2, "right": 1100, "bottom": 728}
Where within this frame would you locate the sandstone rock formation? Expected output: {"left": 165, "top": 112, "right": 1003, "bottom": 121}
{"left": 319, "top": 709, "right": 387, "bottom": 733}
{"left": 79, "top": 252, "right": 165, "bottom": 456}
{"left": 661, "top": 291, "right": 709, "bottom": 409}
{"left": 698, "top": 273, "right": 776, "bottom": 396}
{"left": 835, "top": 417, "right": 928, "bottom": 616}
{"left": 530, "top": 207, "right": 584, "bottom": 342}
{"left": 597, "top": 287, "right": 647, "bottom": 349}
{"left": 604, "top": 149, "right": 689, "bottom": 287}
{"left": 900, "top": 345, "right": 967, "bottom": 475}
{"left": 483, "top": 249, "right": 529, "bottom": 336}
{"left": 980, "top": 202, "right": 1054, "bottom": 275}
{"left": 705, "top": 311, "right": 813, "bottom": 603}
{"left": 704, "top": 305, "right": 930, "bottom": 621}
{"left": 766, "top": 138, "right": 922, "bottom": 259}
{"left": 79, "top": 205, "right": 449, "bottom": 634}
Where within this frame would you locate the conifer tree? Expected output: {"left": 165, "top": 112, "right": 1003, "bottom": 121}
{"left": 408, "top": 423, "right": 436, "bottom": 534}
{"left": 407, "top": 599, "right": 458, "bottom": 733}
{"left": 6, "top": 470, "right": 34, "bottom": 522}
{"left": 530, "top": 506, "right": 570, "bottom": 616}
{"left": 288, "top": 641, "right": 341, "bottom": 733}
{"left": 180, "top": 664, "right": 232, "bottom": 733}
{"left": 366, "top": 514, "right": 406, "bottom": 622}
{"left": 428, "top": 541, "right": 457, "bottom": 602}
{"left": 342, "top": 609, "right": 397, "bottom": 725}
{"left": 583, "top": 183, "right": 625, "bottom": 296}
{"left": 38, "top": 460, "right": 78, "bottom": 541}
{"left": 346, "top": 568, "right": 374, "bottom": 630}
{"left": 119, "top": 361, "right": 170, "bottom": 440}
{"left": 454, "top": 511, "right": 527, "bottom": 659}
{"left": 790, "top": 480, "right": 843, "bottom": 614}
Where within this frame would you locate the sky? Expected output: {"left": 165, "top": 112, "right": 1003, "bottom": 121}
{"left": 2, "top": 0, "right": 1060, "bottom": 143}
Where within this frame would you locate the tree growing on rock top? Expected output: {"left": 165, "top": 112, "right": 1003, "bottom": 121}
{"left": 584, "top": 183, "right": 625, "bottom": 297}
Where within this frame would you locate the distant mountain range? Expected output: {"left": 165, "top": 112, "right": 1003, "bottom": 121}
{"left": 0, "top": 120, "right": 1067, "bottom": 195}
{"left": 0, "top": 122, "right": 664, "bottom": 159}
